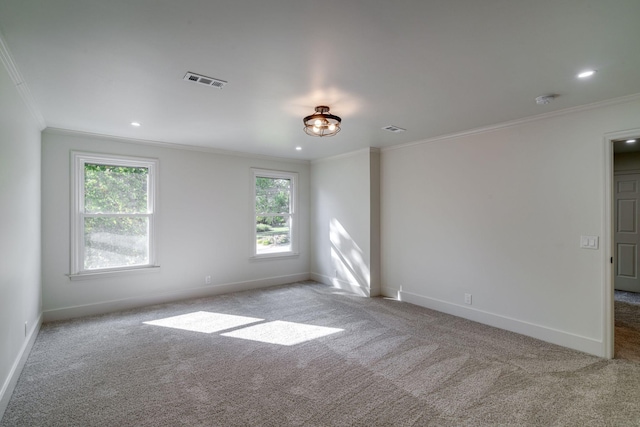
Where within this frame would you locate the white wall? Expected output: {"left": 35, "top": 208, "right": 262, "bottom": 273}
{"left": 41, "top": 130, "right": 310, "bottom": 320}
{"left": 380, "top": 97, "right": 640, "bottom": 357}
{"left": 0, "top": 60, "right": 42, "bottom": 414}
{"left": 310, "top": 148, "right": 380, "bottom": 296}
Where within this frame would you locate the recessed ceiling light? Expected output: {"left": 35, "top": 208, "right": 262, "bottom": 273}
{"left": 577, "top": 70, "right": 596, "bottom": 79}
{"left": 295, "top": 146, "right": 302, "bottom": 151}
{"left": 626, "top": 139, "right": 637, "bottom": 144}
{"left": 131, "top": 122, "right": 141, "bottom": 127}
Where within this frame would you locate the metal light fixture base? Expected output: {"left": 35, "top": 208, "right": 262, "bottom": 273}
{"left": 303, "top": 106, "right": 342, "bottom": 137}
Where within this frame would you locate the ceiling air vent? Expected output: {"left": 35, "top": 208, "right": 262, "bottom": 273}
{"left": 183, "top": 72, "right": 227, "bottom": 89}
{"left": 382, "top": 125, "right": 406, "bottom": 133}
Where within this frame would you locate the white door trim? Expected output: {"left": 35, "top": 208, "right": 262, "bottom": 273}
{"left": 603, "top": 128, "right": 640, "bottom": 359}
{"left": 615, "top": 169, "right": 640, "bottom": 176}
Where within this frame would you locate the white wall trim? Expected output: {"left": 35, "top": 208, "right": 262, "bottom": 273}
{"left": 0, "top": 314, "right": 42, "bottom": 419}
{"left": 603, "top": 134, "right": 614, "bottom": 359}
{"left": 602, "top": 127, "right": 640, "bottom": 359}
{"left": 614, "top": 169, "right": 640, "bottom": 175}
{"left": 311, "top": 272, "right": 370, "bottom": 297}
{"left": 311, "top": 147, "right": 380, "bottom": 165}
{"left": 381, "top": 285, "right": 401, "bottom": 299}
{"left": 0, "top": 33, "right": 46, "bottom": 130}
{"left": 399, "top": 290, "right": 604, "bottom": 357}
{"left": 381, "top": 93, "right": 640, "bottom": 154}
{"left": 43, "top": 128, "right": 310, "bottom": 165}
{"left": 43, "top": 273, "right": 311, "bottom": 322}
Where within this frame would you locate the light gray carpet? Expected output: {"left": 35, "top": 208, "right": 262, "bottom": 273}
{"left": 3, "top": 281, "right": 640, "bottom": 426}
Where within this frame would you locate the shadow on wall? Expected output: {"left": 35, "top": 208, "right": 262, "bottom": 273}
{"left": 330, "top": 218, "right": 370, "bottom": 296}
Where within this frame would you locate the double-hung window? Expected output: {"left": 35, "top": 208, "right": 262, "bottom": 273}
{"left": 71, "top": 152, "right": 158, "bottom": 276}
{"left": 252, "top": 168, "right": 298, "bottom": 258}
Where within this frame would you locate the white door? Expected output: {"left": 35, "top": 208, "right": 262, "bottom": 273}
{"left": 615, "top": 173, "right": 640, "bottom": 292}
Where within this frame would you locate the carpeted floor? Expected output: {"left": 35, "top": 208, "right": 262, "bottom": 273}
{"left": 614, "top": 290, "right": 640, "bottom": 305}
{"left": 3, "top": 282, "right": 640, "bottom": 426}
{"left": 615, "top": 290, "right": 640, "bottom": 363}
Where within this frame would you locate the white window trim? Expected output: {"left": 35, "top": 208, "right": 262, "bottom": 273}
{"left": 251, "top": 168, "right": 299, "bottom": 259}
{"left": 69, "top": 151, "right": 159, "bottom": 279}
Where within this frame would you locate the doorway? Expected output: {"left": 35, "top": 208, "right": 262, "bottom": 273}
{"left": 611, "top": 135, "right": 640, "bottom": 361}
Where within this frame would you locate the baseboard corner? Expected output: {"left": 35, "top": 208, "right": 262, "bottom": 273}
{"left": 0, "top": 312, "right": 42, "bottom": 419}
{"left": 310, "top": 272, "right": 371, "bottom": 297}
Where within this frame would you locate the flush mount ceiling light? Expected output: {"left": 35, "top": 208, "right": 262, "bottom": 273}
{"left": 303, "top": 106, "right": 341, "bottom": 137}
{"left": 130, "top": 122, "right": 141, "bottom": 127}
{"left": 627, "top": 139, "right": 637, "bottom": 144}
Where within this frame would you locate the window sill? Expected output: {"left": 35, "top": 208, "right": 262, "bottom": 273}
{"left": 68, "top": 265, "right": 161, "bottom": 281}
{"left": 250, "top": 252, "right": 299, "bottom": 261}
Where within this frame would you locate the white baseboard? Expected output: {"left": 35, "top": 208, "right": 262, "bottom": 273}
{"left": 0, "top": 313, "right": 42, "bottom": 419}
{"left": 399, "top": 290, "right": 605, "bottom": 357}
{"left": 310, "top": 272, "right": 371, "bottom": 297}
{"left": 43, "top": 273, "right": 311, "bottom": 322}
{"left": 381, "top": 285, "right": 401, "bottom": 299}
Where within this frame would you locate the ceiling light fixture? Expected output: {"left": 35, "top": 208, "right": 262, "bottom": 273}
{"left": 295, "top": 146, "right": 302, "bottom": 151}
{"left": 303, "top": 106, "right": 341, "bottom": 137}
{"left": 626, "top": 139, "right": 637, "bottom": 144}
{"left": 130, "top": 122, "right": 141, "bottom": 127}
{"left": 577, "top": 70, "right": 596, "bottom": 79}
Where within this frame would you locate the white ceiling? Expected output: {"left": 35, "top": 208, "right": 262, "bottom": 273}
{"left": 1, "top": 0, "right": 640, "bottom": 160}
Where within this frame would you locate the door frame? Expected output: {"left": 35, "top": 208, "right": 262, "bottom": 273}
{"left": 603, "top": 128, "right": 640, "bottom": 359}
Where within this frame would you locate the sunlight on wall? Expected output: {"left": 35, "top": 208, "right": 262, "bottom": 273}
{"left": 221, "top": 321, "right": 343, "bottom": 346}
{"left": 143, "top": 311, "right": 263, "bottom": 334}
{"left": 330, "top": 218, "right": 370, "bottom": 295}
{"left": 144, "top": 312, "right": 343, "bottom": 346}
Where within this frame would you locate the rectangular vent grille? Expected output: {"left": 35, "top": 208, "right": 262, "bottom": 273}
{"left": 382, "top": 125, "right": 406, "bottom": 133}
{"left": 183, "top": 72, "right": 227, "bottom": 89}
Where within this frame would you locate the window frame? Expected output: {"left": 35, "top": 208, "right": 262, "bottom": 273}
{"left": 70, "top": 151, "right": 159, "bottom": 278}
{"left": 251, "top": 168, "right": 298, "bottom": 259}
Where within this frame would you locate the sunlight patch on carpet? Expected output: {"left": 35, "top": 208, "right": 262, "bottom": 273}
{"left": 221, "top": 320, "right": 344, "bottom": 346}
{"left": 143, "top": 311, "right": 263, "bottom": 333}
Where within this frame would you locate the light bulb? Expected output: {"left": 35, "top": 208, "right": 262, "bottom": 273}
{"left": 313, "top": 126, "right": 320, "bottom": 133}
{"left": 314, "top": 119, "right": 322, "bottom": 127}
{"left": 328, "top": 123, "right": 336, "bottom": 131}
{"left": 627, "top": 139, "right": 637, "bottom": 144}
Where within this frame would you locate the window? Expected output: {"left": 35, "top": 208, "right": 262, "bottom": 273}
{"left": 252, "top": 168, "right": 298, "bottom": 257}
{"left": 71, "top": 152, "right": 158, "bottom": 276}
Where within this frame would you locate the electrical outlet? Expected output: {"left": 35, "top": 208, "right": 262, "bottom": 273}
{"left": 464, "top": 293, "right": 472, "bottom": 305}
{"left": 205, "top": 275, "right": 212, "bottom": 285}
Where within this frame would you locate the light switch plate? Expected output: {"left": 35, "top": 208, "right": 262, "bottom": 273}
{"left": 580, "top": 235, "right": 599, "bottom": 249}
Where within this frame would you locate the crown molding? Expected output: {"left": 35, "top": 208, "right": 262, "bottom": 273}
{"left": 381, "top": 92, "right": 640, "bottom": 153}
{"left": 0, "top": 33, "right": 46, "bottom": 130}
{"left": 43, "top": 127, "right": 311, "bottom": 165}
